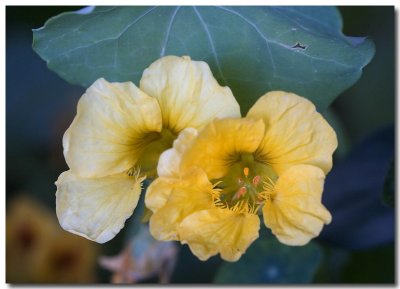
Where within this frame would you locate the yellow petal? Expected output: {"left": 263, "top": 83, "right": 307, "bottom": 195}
{"left": 157, "top": 127, "right": 198, "bottom": 178}
{"left": 147, "top": 168, "right": 214, "bottom": 241}
{"left": 178, "top": 209, "right": 260, "bottom": 262}
{"left": 55, "top": 170, "right": 144, "bottom": 243}
{"left": 145, "top": 176, "right": 178, "bottom": 213}
{"left": 64, "top": 78, "right": 162, "bottom": 178}
{"left": 181, "top": 118, "right": 265, "bottom": 180}
{"left": 247, "top": 91, "right": 337, "bottom": 175}
{"left": 139, "top": 55, "right": 241, "bottom": 133}
{"left": 145, "top": 128, "right": 199, "bottom": 213}
{"left": 263, "top": 165, "right": 332, "bottom": 246}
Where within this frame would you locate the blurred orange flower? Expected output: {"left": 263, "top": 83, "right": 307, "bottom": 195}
{"left": 6, "top": 195, "right": 99, "bottom": 283}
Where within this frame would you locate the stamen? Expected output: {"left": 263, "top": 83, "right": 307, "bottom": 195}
{"left": 249, "top": 203, "right": 261, "bottom": 215}
{"left": 212, "top": 181, "right": 223, "bottom": 189}
{"left": 233, "top": 186, "right": 247, "bottom": 200}
{"left": 211, "top": 165, "right": 278, "bottom": 215}
{"left": 231, "top": 200, "right": 249, "bottom": 213}
{"left": 256, "top": 193, "right": 266, "bottom": 204}
{"left": 127, "top": 166, "right": 142, "bottom": 178}
{"left": 259, "top": 185, "right": 274, "bottom": 204}
{"left": 243, "top": 167, "right": 249, "bottom": 177}
{"left": 263, "top": 177, "right": 275, "bottom": 192}
{"left": 252, "top": 175, "right": 261, "bottom": 186}
{"left": 126, "top": 166, "right": 146, "bottom": 190}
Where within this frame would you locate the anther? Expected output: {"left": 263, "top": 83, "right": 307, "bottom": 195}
{"left": 243, "top": 167, "right": 249, "bottom": 177}
{"left": 233, "top": 186, "right": 247, "bottom": 200}
{"left": 252, "top": 175, "right": 261, "bottom": 186}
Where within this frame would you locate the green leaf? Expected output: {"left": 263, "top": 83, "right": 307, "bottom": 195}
{"left": 314, "top": 244, "right": 395, "bottom": 283}
{"left": 340, "top": 244, "right": 395, "bottom": 283}
{"left": 382, "top": 159, "right": 394, "bottom": 207}
{"left": 313, "top": 246, "right": 350, "bottom": 283}
{"left": 33, "top": 6, "right": 374, "bottom": 113}
{"left": 214, "top": 237, "right": 322, "bottom": 283}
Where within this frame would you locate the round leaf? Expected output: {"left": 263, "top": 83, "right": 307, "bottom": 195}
{"left": 33, "top": 6, "right": 375, "bottom": 113}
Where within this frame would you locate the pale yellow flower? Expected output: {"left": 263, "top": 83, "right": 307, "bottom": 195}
{"left": 55, "top": 56, "right": 240, "bottom": 243}
{"left": 146, "top": 91, "right": 337, "bottom": 262}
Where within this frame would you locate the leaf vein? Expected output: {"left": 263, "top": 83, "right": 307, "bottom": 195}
{"left": 275, "top": 7, "right": 336, "bottom": 32}
{"left": 217, "top": 6, "right": 352, "bottom": 70}
{"left": 160, "top": 6, "right": 181, "bottom": 57}
{"left": 193, "top": 6, "right": 227, "bottom": 85}
{"left": 50, "top": 6, "right": 159, "bottom": 61}
{"left": 217, "top": 6, "right": 277, "bottom": 77}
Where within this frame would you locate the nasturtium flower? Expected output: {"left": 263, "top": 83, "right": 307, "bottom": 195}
{"left": 55, "top": 56, "right": 240, "bottom": 243}
{"left": 146, "top": 91, "right": 337, "bottom": 262}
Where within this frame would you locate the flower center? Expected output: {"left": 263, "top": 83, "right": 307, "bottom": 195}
{"left": 212, "top": 153, "right": 278, "bottom": 214}
{"left": 135, "top": 128, "right": 176, "bottom": 178}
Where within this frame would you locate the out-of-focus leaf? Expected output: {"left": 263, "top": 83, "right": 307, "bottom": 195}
{"left": 170, "top": 246, "right": 221, "bottom": 283}
{"left": 314, "top": 243, "right": 395, "bottom": 283}
{"left": 33, "top": 6, "right": 374, "bottom": 113}
{"left": 214, "top": 237, "right": 322, "bottom": 284}
{"left": 320, "top": 125, "right": 395, "bottom": 249}
{"left": 333, "top": 7, "right": 394, "bottom": 143}
{"left": 381, "top": 159, "right": 394, "bottom": 207}
{"left": 313, "top": 246, "right": 350, "bottom": 283}
{"left": 341, "top": 244, "right": 395, "bottom": 283}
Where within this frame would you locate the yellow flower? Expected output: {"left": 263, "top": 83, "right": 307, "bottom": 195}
{"left": 55, "top": 56, "right": 240, "bottom": 243}
{"left": 146, "top": 91, "right": 337, "bottom": 262}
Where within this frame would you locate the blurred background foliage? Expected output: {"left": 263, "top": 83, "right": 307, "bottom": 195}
{"left": 6, "top": 6, "right": 394, "bottom": 284}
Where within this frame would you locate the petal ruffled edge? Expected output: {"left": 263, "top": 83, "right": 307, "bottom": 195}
{"left": 145, "top": 177, "right": 179, "bottom": 213}
{"left": 262, "top": 165, "right": 332, "bottom": 246}
{"left": 178, "top": 208, "right": 260, "bottom": 262}
{"left": 56, "top": 170, "right": 145, "bottom": 243}
{"left": 146, "top": 168, "right": 214, "bottom": 241}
